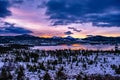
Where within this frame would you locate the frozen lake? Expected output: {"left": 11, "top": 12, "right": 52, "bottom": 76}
{"left": 32, "top": 44, "right": 117, "bottom": 50}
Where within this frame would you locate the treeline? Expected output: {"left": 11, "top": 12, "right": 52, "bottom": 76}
{"left": 0, "top": 44, "right": 29, "bottom": 53}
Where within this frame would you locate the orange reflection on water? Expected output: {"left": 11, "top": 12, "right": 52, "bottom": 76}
{"left": 58, "top": 44, "right": 86, "bottom": 50}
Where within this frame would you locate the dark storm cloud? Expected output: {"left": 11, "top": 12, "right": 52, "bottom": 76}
{"left": 46, "top": 0, "right": 120, "bottom": 27}
{"left": 64, "top": 31, "right": 73, "bottom": 35}
{"left": 0, "top": 22, "right": 32, "bottom": 34}
{"left": 68, "top": 27, "right": 81, "bottom": 32}
{"left": 0, "top": 0, "right": 11, "bottom": 18}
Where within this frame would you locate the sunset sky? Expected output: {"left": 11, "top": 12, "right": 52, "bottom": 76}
{"left": 0, "top": 0, "right": 120, "bottom": 38}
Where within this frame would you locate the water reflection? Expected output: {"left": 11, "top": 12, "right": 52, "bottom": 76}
{"left": 32, "top": 44, "right": 116, "bottom": 51}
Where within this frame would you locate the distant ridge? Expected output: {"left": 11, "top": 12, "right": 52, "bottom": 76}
{"left": 83, "top": 35, "right": 120, "bottom": 43}
{"left": 0, "top": 35, "right": 120, "bottom": 44}
{"left": 15, "top": 34, "right": 40, "bottom": 40}
{"left": 0, "top": 34, "right": 40, "bottom": 42}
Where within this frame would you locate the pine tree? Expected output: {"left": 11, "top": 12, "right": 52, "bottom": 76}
{"left": 17, "top": 66, "right": 25, "bottom": 80}
{"left": 43, "top": 72, "right": 52, "bottom": 80}
{"left": 76, "top": 75, "right": 83, "bottom": 80}
{"left": 0, "top": 68, "right": 8, "bottom": 79}
{"left": 55, "top": 69, "right": 67, "bottom": 80}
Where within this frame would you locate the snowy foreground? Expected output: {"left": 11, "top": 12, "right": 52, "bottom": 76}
{"left": 0, "top": 47, "right": 120, "bottom": 80}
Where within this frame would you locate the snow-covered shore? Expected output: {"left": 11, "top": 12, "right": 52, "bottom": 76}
{"left": 0, "top": 48, "right": 120, "bottom": 80}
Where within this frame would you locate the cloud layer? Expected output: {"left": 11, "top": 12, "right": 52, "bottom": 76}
{"left": 0, "top": 0, "right": 11, "bottom": 18}
{"left": 46, "top": 0, "right": 120, "bottom": 27}
{"left": 64, "top": 31, "right": 73, "bottom": 35}
{"left": 0, "top": 0, "right": 120, "bottom": 37}
{"left": 68, "top": 27, "right": 81, "bottom": 32}
{"left": 0, "top": 22, "right": 32, "bottom": 34}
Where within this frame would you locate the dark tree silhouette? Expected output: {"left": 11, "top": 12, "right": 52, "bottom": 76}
{"left": 43, "top": 72, "right": 52, "bottom": 80}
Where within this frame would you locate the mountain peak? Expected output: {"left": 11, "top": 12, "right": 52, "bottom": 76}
{"left": 65, "top": 36, "right": 74, "bottom": 39}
